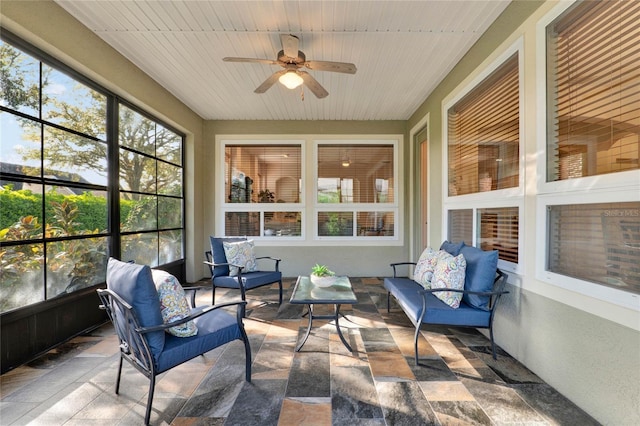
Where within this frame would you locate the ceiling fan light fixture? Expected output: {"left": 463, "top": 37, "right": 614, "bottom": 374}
{"left": 279, "top": 71, "right": 303, "bottom": 89}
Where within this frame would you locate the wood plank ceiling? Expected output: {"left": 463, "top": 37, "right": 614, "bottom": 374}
{"left": 54, "top": 0, "right": 510, "bottom": 121}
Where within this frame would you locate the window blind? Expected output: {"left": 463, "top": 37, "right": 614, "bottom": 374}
{"left": 546, "top": 0, "right": 640, "bottom": 181}
{"left": 548, "top": 202, "right": 640, "bottom": 295}
{"left": 478, "top": 207, "right": 519, "bottom": 263}
{"left": 448, "top": 210, "right": 473, "bottom": 244}
{"left": 448, "top": 54, "right": 519, "bottom": 196}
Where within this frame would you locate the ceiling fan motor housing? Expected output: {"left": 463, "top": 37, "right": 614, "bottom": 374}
{"left": 277, "top": 50, "right": 306, "bottom": 65}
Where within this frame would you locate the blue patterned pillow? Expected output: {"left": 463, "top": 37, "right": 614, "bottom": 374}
{"left": 430, "top": 252, "right": 467, "bottom": 308}
{"left": 223, "top": 239, "right": 258, "bottom": 276}
{"left": 413, "top": 247, "right": 439, "bottom": 288}
{"left": 152, "top": 270, "right": 197, "bottom": 337}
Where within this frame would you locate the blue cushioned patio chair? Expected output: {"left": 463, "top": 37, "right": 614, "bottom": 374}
{"left": 205, "top": 236, "right": 283, "bottom": 309}
{"left": 97, "top": 258, "right": 251, "bottom": 425}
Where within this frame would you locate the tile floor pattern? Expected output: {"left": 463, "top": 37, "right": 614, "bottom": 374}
{"left": 0, "top": 277, "right": 600, "bottom": 425}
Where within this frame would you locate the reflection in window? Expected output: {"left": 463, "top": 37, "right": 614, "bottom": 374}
{"left": 318, "top": 212, "right": 354, "bottom": 237}
{"left": 548, "top": 202, "right": 640, "bottom": 294}
{"left": 356, "top": 211, "right": 394, "bottom": 236}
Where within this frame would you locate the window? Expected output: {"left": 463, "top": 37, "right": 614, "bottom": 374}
{"left": 548, "top": 202, "right": 639, "bottom": 295}
{"left": 447, "top": 207, "right": 519, "bottom": 264}
{"left": 316, "top": 143, "right": 396, "bottom": 238}
{"left": 0, "top": 35, "right": 185, "bottom": 313}
{"left": 119, "top": 104, "right": 184, "bottom": 266}
{"left": 218, "top": 138, "right": 400, "bottom": 242}
{"left": 546, "top": 1, "right": 640, "bottom": 182}
{"left": 448, "top": 54, "right": 520, "bottom": 196}
{"left": 444, "top": 43, "right": 522, "bottom": 271}
{"left": 223, "top": 143, "right": 302, "bottom": 237}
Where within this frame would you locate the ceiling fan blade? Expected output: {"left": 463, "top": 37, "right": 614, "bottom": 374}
{"left": 280, "top": 34, "right": 300, "bottom": 59}
{"left": 299, "top": 71, "right": 329, "bottom": 99}
{"left": 305, "top": 60, "right": 357, "bottom": 74}
{"left": 223, "top": 57, "right": 279, "bottom": 65}
{"left": 254, "top": 70, "right": 287, "bottom": 93}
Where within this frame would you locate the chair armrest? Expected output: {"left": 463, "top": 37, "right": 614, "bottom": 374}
{"left": 389, "top": 262, "right": 417, "bottom": 278}
{"left": 137, "top": 301, "right": 248, "bottom": 334}
{"left": 255, "top": 256, "right": 281, "bottom": 271}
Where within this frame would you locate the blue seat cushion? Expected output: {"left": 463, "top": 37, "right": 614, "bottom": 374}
{"left": 460, "top": 245, "right": 498, "bottom": 310}
{"left": 213, "top": 270, "right": 282, "bottom": 290}
{"left": 106, "top": 258, "right": 165, "bottom": 361}
{"left": 384, "top": 277, "right": 491, "bottom": 327}
{"left": 209, "top": 236, "right": 246, "bottom": 277}
{"left": 156, "top": 307, "right": 242, "bottom": 373}
{"left": 440, "top": 240, "right": 465, "bottom": 256}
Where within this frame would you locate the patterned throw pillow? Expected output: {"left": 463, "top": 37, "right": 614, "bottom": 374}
{"left": 430, "top": 252, "right": 467, "bottom": 308}
{"left": 152, "top": 270, "right": 198, "bottom": 337}
{"left": 223, "top": 239, "right": 258, "bottom": 276}
{"left": 413, "top": 247, "right": 439, "bottom": 288}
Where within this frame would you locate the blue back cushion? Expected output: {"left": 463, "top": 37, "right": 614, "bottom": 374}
{"left": 440, "top": 240, "right": 465, "bottom": 256}
{"left": 106, "top": 258, "right": 165, "bottom": 359}
{"left": 459, "top": 245, "right": 498, "bottom": 310}
{"left": 209, "top": 236, "right": 246, "bottom": 277}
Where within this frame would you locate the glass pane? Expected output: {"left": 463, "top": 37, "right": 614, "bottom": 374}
{"left": 119, "top": 104, "right": 156, "bottom": 155}
{"left": 158, "top": 196, "right": 182, "bottom": 229}
{"left": 478, "top": 207, "right": 519, "bottom": 263}
{"left": 549, "top": 202, "right": 640, "bottom": 294}
{"left": 41, "top": 65, "right": 106, "bottom": 140}
{"left": 225, "top": 212, "right": 260, "bottom": 236}
{"left": 0, "top": 180, "right": 44, "bottom": 241}
{"left": 157, "top": 161, "right": 182, "bottom": 196}
{"left": 160, "top": 230, "right": 183, "bottom": 264}
{"left": 119, "top": 149, "right": 156, "bottom": 193}
{"left": 546, "top": 1, "right": 640, "bottom": 181}
{"left": 45, "top": 186, "right": 107, "bottom": 235}
{"left": 0, "top": 243, "right": 45, "bottom": 313}
{"left": 225, "top": 145, "right": 302, "bottom": 203}
{"left": 317, "top": 144, "right": 394, "bottom": 203}
{"left": 46, "top": 237, "right": 108, "bottom": 298}
{"left": 448, "top": 55, "right": 519, "bottom": 196}
{"left": 1, "top": 111, "right": 41, "bottom": 176}
{"left": 264, "top": 211, "right": 301, "bottom": 236}
{"left": 356, "top": 211, "right": 394, "bottom": 236}
{"left": 318, "top": 212, "right": 354, "bottom": 237}
{"left": 156, "top": 125, "right": 182, "bottom": 165}
{"left": 44, "top": 125, "right": 107, "bottom": 186}
{"left": 448, "top": 209, "right": 473, "bottom": 244}
{"left": 122, "top": 232, "right": 158, "bottom": 267}
{"left": 0, "top": 40, "right": 40, "bottom": 117}
{"left": 121, "top": 194, "right": 157, "bottom": 232}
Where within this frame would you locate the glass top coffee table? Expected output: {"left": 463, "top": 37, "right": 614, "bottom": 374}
{"left": 289, "top": 275, "right": 358, "bottom": 352}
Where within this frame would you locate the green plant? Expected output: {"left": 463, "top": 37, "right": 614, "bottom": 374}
{"left": 311, "top": 263, "right": 335, "bottom": 277}
{"left": 257, "top": 189, "right": 275, "bottom": 203}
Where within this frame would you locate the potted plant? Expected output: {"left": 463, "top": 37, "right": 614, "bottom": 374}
{"left": 310, "top": 264, "right": 336, "bottom": 287}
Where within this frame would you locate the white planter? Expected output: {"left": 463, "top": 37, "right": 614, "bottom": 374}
{"left": 310, "top": 274, "right": 336, "bottom": 287}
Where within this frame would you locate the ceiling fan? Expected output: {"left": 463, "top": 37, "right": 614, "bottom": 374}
{"left": 223, "top": 34, "right": 357, "bottom": 99}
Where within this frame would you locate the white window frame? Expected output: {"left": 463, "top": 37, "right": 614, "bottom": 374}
{"left": 313, "top": 138, "right": 400, "bottom": 244}
{"left": 442, "top": 38, "right": 525, "bottom": 274}
{"left": 216, "top": 135, "right": 403, "bottom": 246}
{"left": 535, "top": 1, "right": 640, "bottom": 311}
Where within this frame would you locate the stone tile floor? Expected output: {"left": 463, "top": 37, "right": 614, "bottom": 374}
{"left": 0, "top": 277, "right": 600, "bottom": 425}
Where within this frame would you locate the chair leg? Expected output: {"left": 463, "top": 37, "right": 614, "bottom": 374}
{"left": 490, "top": 326, "right": 497, "bottom": 360}
{"left": 115, "top": 355, "right": 124, "bottom": 394}
{"left": 414, "top": 324, "right": 421, "bottom": 366}
{"left": 387, "top": 292, "right": 391, "bottom": 313}
{"left": 144, "top": 375, "right": 156, "bottom": 425}
{"left": 211, "top": 284, "right": 216, "bottom": 305}
{"left": 277, "top": 279, "right": 283, "bottom": 305}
